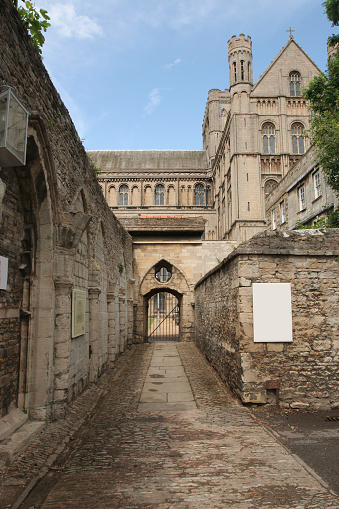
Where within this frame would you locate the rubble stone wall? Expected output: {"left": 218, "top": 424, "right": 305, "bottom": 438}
{"left": 195, "top": 230, "right": 339, "bottom": 410}
{"left": 0, "top": 0, "right": 133, "bottom": 420}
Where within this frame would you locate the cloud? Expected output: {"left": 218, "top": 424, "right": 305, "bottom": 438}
{"left": 162, "top": 58, "right": 182, "bottom": 71}
{"left": 143, "top": 88, "right": 162, "bottom": 116}
{"left": 49, "top": 3, "right": 103, "bottom": 39}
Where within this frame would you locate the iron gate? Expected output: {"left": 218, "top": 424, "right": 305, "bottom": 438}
{"left": 147, "top": 292, "right": 180, "bottom": 342}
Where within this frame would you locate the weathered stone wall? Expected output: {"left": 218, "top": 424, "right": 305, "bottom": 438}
{"left": 0, "top": 169, "right": 25, "bottom": 418}
{"left": 0, "top": 0, "right": 133, "bottom": 421}
{"left": 195, "top": 230, "right": 339, "bottom": 410}
{"left": 133, "top": 240, "right": 237, "bottom": 343}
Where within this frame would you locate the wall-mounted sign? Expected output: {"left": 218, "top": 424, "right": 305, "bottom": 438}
{"left": 0, "top": 256, "right": 8, "bottom": 290}
{"left": 252, "top": 283, "right": 293, "bottom": 343}
{"left": 72, "top": 289, "right": 86, "bottom": 338}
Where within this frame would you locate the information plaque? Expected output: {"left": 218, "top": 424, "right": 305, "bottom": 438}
{"left": 72, "top": 289, "right": 86, "bottom": 338}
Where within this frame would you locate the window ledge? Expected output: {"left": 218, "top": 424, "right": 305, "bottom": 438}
{"left": 297, "top": 208, "right": 306, "bottom": 214}
{"left": 312, "top": 195, "right": 322, "bottom": 204}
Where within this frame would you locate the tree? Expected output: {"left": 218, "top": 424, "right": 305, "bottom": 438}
{"left": 13, "top": 0, "right": 50, "bottom": 56}
{"left": 324, "top": 0, "right": 339, "bottom": 46}
{"left": 303, "top": 1, "right": 339, "bottom": 197}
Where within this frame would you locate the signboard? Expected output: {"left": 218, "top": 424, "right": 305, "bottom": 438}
{"left": 0, "top": 256, "right": 8, "bottom": 290}
{"left": 253, "top": 283, "right": 293, "bottom": 343}
{"left": 72, "top": 289, "right": 86, "bottom": 338}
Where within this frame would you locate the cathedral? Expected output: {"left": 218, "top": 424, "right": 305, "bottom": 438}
{"left": 89, "top": 33, "right": 321, "bottom": 243}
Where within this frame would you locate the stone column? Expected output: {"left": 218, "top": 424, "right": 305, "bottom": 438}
{"left": 107, "top": 291, "right": 116, "bottom": 364}
{"left": 53, "top": 277, "right": 73, "bottom": 419}
{"left": 89, "top": 287, "right": 101, "bottom": 382}
{"left": 119, "top": 290, "right": 126, "bottom": 353}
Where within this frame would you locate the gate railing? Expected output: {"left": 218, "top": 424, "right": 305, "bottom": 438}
{"left": 148, "top": 303, "right": 179, "bottom": 342}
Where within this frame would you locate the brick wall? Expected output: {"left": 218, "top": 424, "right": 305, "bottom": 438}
{"left": 195, "top": 230, "right": 339, "bottom": 410}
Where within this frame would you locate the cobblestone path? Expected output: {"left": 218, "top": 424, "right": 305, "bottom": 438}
{"left": 4, "top": 343, "right": 339, "bottom": 509}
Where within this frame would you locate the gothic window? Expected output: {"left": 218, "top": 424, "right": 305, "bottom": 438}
{"left": 291, "top": 123, "right": 305, "bottom": 154}
{"left": 265, "top": 179, "right": 278, "bottom": 196}
{"left": 262, "top": 123, "right": 276, "bottom": 154}
{"left": 155, "top": 266, "right": 172, "bottom": 283}
{"left": 233, "top": 62, "right": 237, "bottom": 82}
{"left": 241, "top": 60, "right": 244, "bottom": 81}
{"left": 195, "top": 183, "right": 205, "bottom": 205}
{"left": 155, "top": 184, "right": 165, "bottom": 205}
{"left": 290, "top": 71, "right": 301, "bottom": 96}
{"left": 119, "top": 184, "right": 128, "bottom": 206}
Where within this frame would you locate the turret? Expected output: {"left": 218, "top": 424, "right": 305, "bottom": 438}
{"left": 228, "top": 34, "right": 253, "bottom": 88}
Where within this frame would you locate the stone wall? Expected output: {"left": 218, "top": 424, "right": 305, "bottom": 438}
{"left": 0, "top": 0, "right": 133, "bottom": 421}
{"left": 195, "top": 230, "right": 339, "bottom": 410}
{"left": 133, "top": 240, "right": 237, "bottom": 343}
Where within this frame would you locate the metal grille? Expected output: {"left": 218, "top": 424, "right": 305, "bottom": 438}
{"left": 147, "top": 292, "right": 179, "bottom": 342}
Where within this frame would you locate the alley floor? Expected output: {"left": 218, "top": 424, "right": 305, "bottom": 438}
{"left": 1, "top": 342, "right": 339, "bottom": 509}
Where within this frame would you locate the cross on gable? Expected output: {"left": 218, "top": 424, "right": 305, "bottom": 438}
{"left": 287, "top": 27, "right": 295, "bottom": 39}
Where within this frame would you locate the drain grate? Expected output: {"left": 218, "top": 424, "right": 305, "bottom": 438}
{"left": 325, "top": 416, "right": 339, "bottom": 422}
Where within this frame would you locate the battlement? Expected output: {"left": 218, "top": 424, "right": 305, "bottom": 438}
{"left": 228, "top": 34, "right": 252, "bottom": 54}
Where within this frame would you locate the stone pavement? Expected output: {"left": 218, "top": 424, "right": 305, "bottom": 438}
{"left": 1, "top": 342, "right": 339, "bottom": 509}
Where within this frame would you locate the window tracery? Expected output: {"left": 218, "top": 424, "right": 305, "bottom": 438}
{"left": 262, "top": 122, "right": 276, "bottom": 154}
{"left": 291, "top": 122, "right": 305, "bottom": 154}
{"left": 119, "top": 184, "right": 128, "bottom": 206}
{"left": 290, "top": 71, "right": 301, "bottom": 97}
{"left": 195, "top": 183, "right": 205, "bottom": 205}
{"left": 155, "top": 184, "right": 165, "bottom": 205}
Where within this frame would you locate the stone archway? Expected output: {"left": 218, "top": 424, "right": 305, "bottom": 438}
{"left": 135, "top": 259, "right": 194, "bottom": 343}
{"left": 146, "top": 289, "right": 180, "bottom": 342}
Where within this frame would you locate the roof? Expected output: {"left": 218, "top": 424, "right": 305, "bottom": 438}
{"left": 118, "top": 216, "right": 206, "bottom": 233}
{"left": 87, "top": 150, "right": 209, "bottom": 173}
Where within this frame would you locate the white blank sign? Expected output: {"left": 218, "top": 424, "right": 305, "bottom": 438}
{"left": 252, "top": 283, "right": 293, "bottom": 342}
{"left": 0, "top": 256, "right": 8, "bottom": 290}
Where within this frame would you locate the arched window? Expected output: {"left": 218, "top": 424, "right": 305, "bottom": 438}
{"left": 262, "top": 123, "right": 276, "bottom": 154}
{"left": 265, "top": 179, "right": 278, "bottom": 196}
{"left": 119, "top": 184, "right": 128, "bottom": 206}
{"left": 233, "top": 62, "right": 237, "bottom": 82}
{"left": 291, "top": 123, "right": 305, "bottom": 154}
{"left": 240, "top": 60, "right": 244, "bottom": 81}
{"left": 290, "top": 71, "right": 301, "bottom": 97}
{"left": 155, "top": 266, "right": 172, "bottom": 283}
{"left": 155, "top": 184, "right": 165, "bottom": 205}
{"left": 195, "top": 183, "right": 205, "bottom": 205}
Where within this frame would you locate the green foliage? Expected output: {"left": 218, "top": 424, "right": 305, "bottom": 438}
{"left": 295, "top": 207, "right": 339, "bottom": 229}
{"left": 303, "top": 10, "right": 339, "bottom": 196}
{"left": 118, "top": 263, "right": 124, "bottom": 274}
{"left": 15, "top": 1, "right": 50, "bottom": 56}
{"left": 323, "top": 0, "right": 339, "bottom": 45}
{"left": 89, "top": 157, "right": 102, "bottom": 175}
{"left": 323, "top": 0, "right": 339, "bottom": 26}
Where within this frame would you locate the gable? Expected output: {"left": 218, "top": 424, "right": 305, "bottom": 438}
{"left": 251, "top": 40, "right": 320, "bottom": 98}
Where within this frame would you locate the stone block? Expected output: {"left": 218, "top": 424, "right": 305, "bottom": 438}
{"left": 266, "top": 343, "right": 284, "bottom": 352}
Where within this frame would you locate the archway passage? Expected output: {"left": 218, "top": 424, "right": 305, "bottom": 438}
{"left": 147, "top": 291, "right": 180, "bottom": 342}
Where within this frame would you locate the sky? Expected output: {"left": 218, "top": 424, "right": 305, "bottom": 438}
{"left": 32, "top": 0, "right": 335, "bottom": 151}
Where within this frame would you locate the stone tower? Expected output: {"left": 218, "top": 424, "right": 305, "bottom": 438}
{"left": 228, "top": 34, "right": 253, "bottom": 90}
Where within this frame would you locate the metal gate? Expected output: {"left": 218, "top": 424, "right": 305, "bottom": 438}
{"left": 147, "top": 292, "right": 180, "bottom": 342}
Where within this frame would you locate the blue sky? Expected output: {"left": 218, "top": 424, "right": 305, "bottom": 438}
{"left": 35, "top": 0, "right": 334, "bottom": 150}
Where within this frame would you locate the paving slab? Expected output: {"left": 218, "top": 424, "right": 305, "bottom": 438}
{"left": 1, "top": 342, "right": 339, "bottom": 509}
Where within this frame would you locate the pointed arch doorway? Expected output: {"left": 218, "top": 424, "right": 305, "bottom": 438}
{"left": 147, "top": 291, "right": 180, "bottom": 342}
